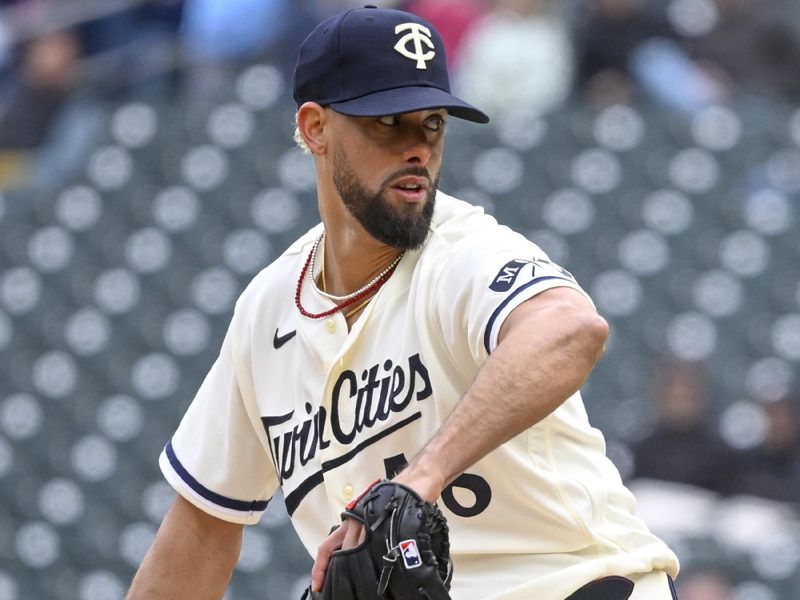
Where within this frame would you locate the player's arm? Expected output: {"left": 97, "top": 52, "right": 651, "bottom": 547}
{"left": 310, "top": 286, "right": 608, "bottom": 592}
{"left": 311, "top": 287, "right": 608, "bottom": 591}
{"left": 396, "top": 286, "right": 609, "bottom": 500}
{"left": 126, "top": 495, "right": 243, "bottom": 600}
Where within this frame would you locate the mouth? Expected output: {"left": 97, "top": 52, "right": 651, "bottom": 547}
{"left": 389, "top": 177, "right": 429, "bottom": 203}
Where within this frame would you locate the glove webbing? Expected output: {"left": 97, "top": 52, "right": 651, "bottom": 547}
{"left": 374, "top": 489, "right": 447, "bottom": 599}
{"left": 376, "top": 497, "right": 402, "bottom": 595}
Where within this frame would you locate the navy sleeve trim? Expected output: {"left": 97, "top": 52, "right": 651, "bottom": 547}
{"left": 165, "top": 440, "right": 269, "bottom": 513}
{"left": 483, "top": 276, "right": 576, "bottom": 354}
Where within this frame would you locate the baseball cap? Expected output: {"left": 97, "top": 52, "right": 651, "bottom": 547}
{"left": 293, "top": 5, "right": 490, "bottom": 124}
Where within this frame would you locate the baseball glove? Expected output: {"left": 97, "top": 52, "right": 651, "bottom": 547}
{"left": 301, "top": 480, "right": 453, "bottom": 599}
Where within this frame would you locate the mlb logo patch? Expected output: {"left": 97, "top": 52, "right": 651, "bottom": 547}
{"left": 399, "top": 539, "right": 422, "bottom": 569}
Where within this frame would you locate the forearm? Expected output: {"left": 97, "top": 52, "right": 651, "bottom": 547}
{"left": 127, "top": 496, "right": 243, "bottom": 600}
{"left": 399, "top": 289, "right": 608, "bottom": 497}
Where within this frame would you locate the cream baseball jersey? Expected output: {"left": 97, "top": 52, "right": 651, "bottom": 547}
{"left": 160, "top": 192, "right": 679, "bottom": 599}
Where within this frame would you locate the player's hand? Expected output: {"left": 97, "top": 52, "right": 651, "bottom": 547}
{"left": 310, "top": 518, "right": 365, "bottom": 592}
{"left": 309, "top": 465, "right": 444, "bottom": 593}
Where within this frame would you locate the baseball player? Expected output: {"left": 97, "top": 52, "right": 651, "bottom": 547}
{"left": 127, "top": 6, "right": 680, "bottom": 600}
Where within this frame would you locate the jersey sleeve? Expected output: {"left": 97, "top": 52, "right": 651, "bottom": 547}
{"left": 159, "top": 301, "right": 279, "bottom": 525}
{"left": 431, "top": 226, "right": 592, "bottom": 364}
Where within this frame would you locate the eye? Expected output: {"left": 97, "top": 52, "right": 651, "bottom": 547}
{"left": 377, "top": 115, "right": 399, "bottom": 126}
{"left": 425, "top": 116, "right": 446, "bottom": 132}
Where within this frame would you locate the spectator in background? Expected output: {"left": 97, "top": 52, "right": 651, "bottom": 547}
{"left": 0, "top": 29, "right": 80, "bottom": 148}
{"left": 689, "top": 0, "right": 800, "bottom": 104}
{"left": 181, "top": 0, "right": 288, "bottom": 63}
{"left": 574, "top": 0, "right": 724, "bottom": 112}
{"left": 0, "top": 2, "right": 185, "bottom": 100}
{"left": 179, "top": 0, "right": 294, "bottom": 110}
{"left": 0, "top": 28, "right": 82, "bottom": 188}
{"left": 453, "top": 0, "right": 573, "bottom": 120}
{"left": 77, "top": 0, "right": 184, "bottom": 98}
{"left": 0, "top": 6, "right": 13, "bottom": 85}
{"left": 631, "top": 357, "right": 736, "bottom": 495}
{"left": 575, "top": 0, "right": 673, "bottom": 103}
{"left": 402, "top": 0, "right": 487, "bottom": 69}
{"left": 733, "top": 393, "right": 800, "bottom": 504}
{"left": 0, "top": 2, "right": 181, "bottom": 191}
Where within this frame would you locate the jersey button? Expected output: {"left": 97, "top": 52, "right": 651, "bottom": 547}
{"left": 325, "top": 319, "right": 336, "bottom": 333}
{"left": 343, "top": 485, "right": 354, "bottom": 500}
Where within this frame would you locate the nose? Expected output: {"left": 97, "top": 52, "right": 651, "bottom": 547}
{"left": 401, "top": 127, "right": 433, "bottom": 166}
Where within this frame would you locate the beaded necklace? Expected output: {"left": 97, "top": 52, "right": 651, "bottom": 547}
{"left": 295, "top": 233, "right": 404, "bottom": 319}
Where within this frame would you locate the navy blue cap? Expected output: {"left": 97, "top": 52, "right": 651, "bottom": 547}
{"left": 293, "top": 5, "right": 489, "bottom": 124}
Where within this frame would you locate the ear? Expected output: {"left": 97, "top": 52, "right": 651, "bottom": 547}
{"left": 296, "top": 102, "right": 328, "bottom": 155}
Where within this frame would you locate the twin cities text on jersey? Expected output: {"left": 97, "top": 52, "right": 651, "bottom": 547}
{"left": 261, "top": 353, "right": 433, "bottom": 484}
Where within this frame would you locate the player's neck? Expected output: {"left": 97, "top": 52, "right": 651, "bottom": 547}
{"left": 318, "top": 231, "right": 402, "bottom": 299}
{"left": 316, "top": 184, "right": 404, "bottom": 301}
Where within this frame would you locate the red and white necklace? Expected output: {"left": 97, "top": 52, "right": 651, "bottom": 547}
{"left": 295, "top": 233, "right": 404, "bottom": 319}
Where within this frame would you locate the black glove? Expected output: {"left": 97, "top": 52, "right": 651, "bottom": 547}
{"left": 301, "top": 480, "right": 453, "bottom": 599}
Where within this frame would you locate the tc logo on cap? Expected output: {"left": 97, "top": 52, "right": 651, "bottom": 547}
{"left": 394, "top": 23, "right": 435, "bottom": 69}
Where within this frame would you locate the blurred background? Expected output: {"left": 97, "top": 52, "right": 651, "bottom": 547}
{"left": 0, "top": 0, "right": 799, "bottom": 598}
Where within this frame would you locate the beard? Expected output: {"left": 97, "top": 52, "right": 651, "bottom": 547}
{"left": 332, "top": 146, "right": 438, "bottom": 250}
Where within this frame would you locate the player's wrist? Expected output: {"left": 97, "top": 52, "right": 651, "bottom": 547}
{"left": 392, "top": 458, "right": 448, "bottom": 503}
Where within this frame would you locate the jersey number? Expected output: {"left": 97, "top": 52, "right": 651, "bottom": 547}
{"left": 383, "top": 454, "right": 492, "bottom": 517}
